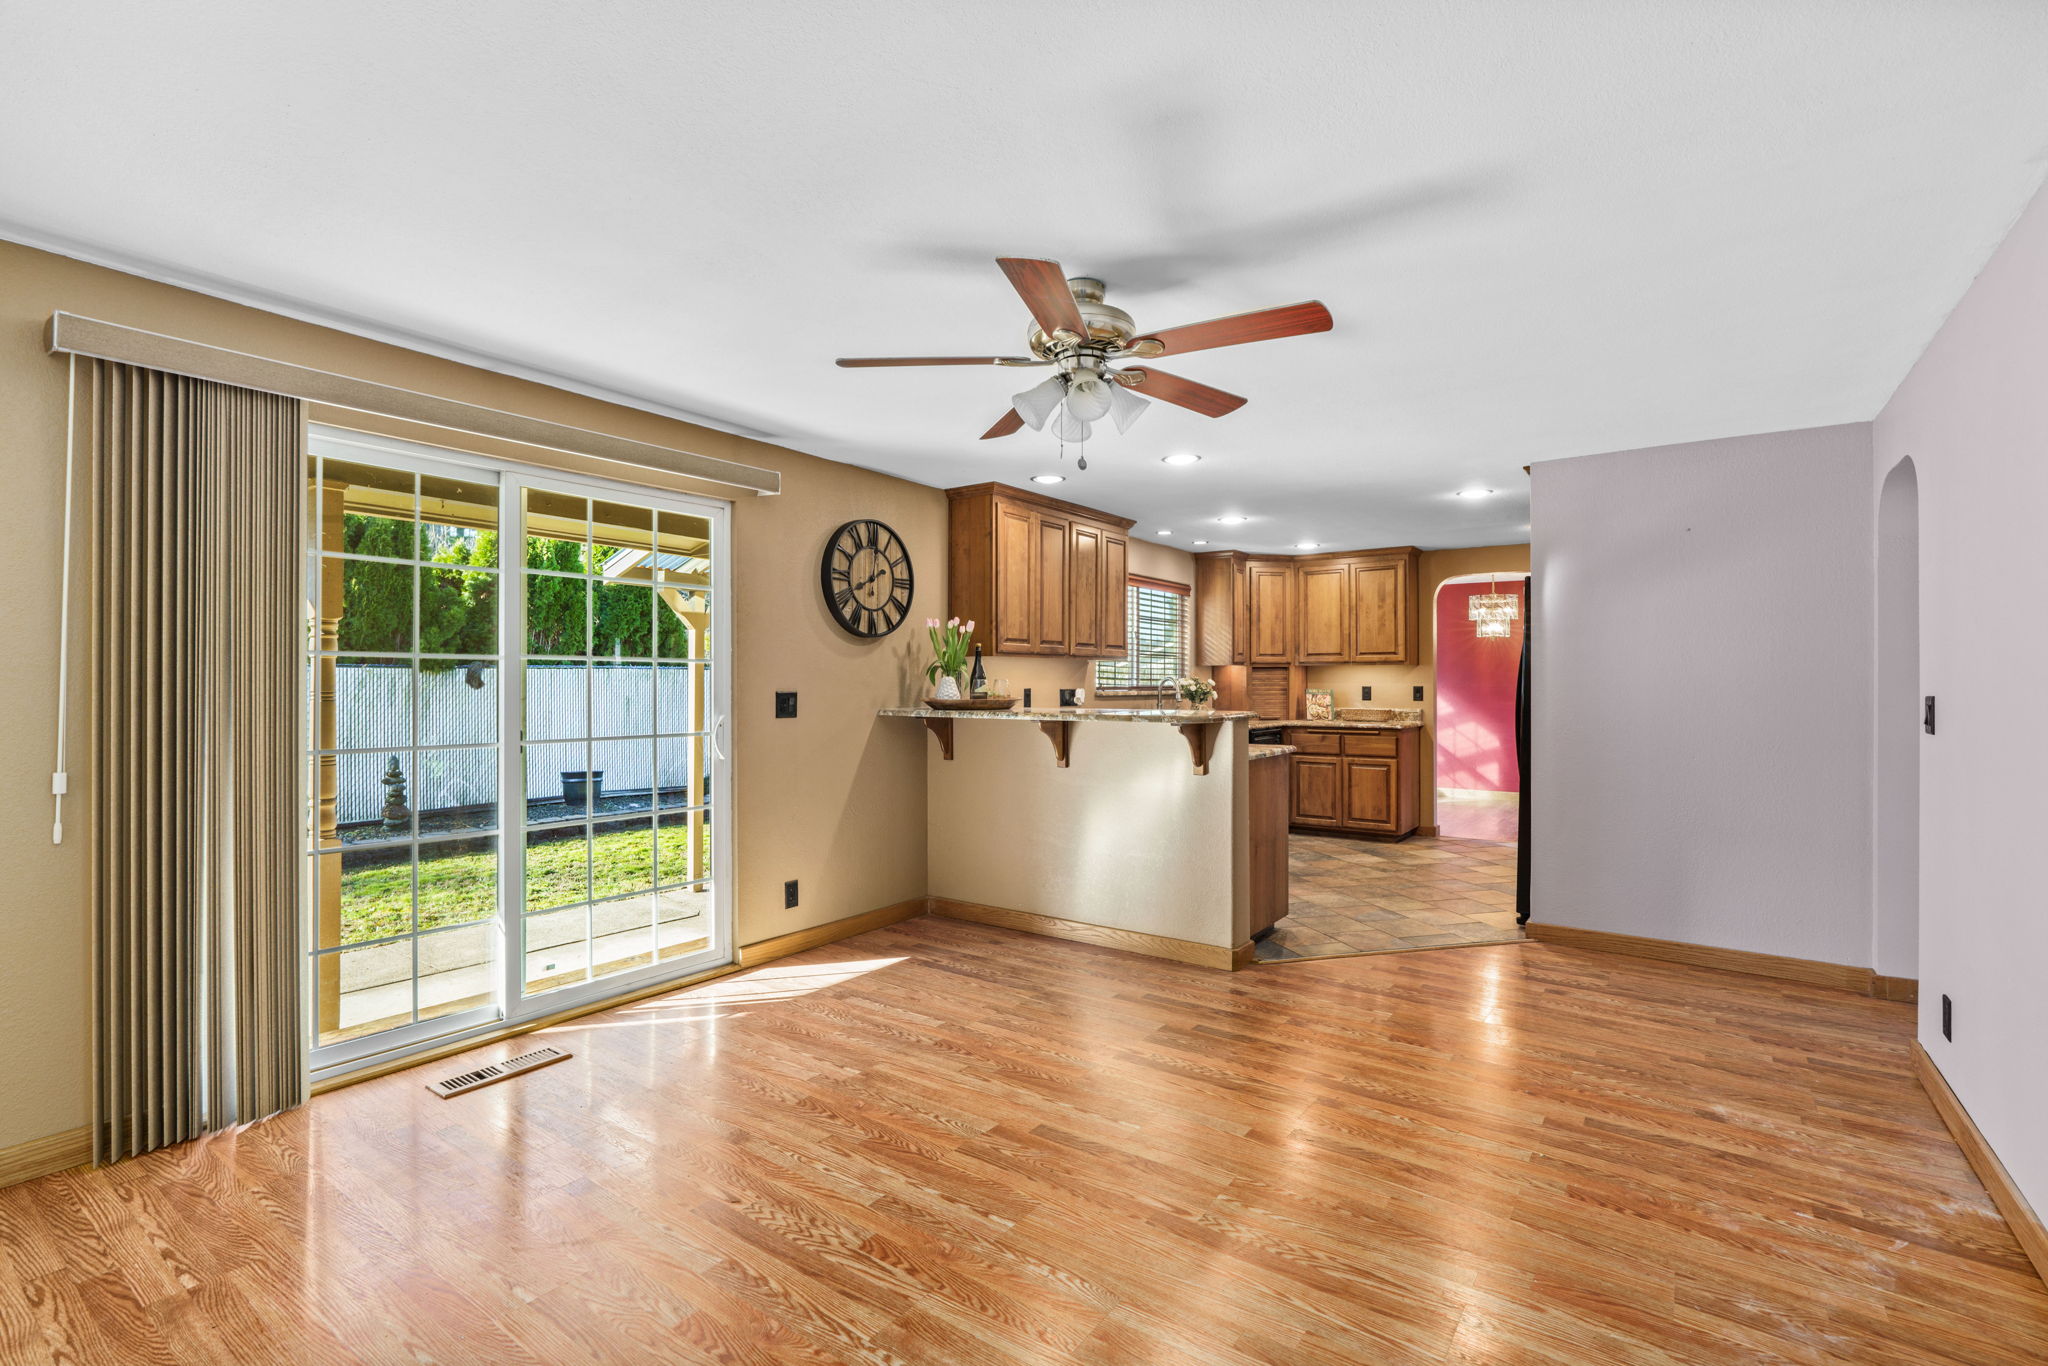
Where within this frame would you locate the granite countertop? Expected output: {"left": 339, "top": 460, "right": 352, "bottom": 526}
{"left": 1278, "top": 707, "right": 1425, "bottom": 731}
{"left": 879, "top": 706, "right": 1256, "bottom": 724}
{"left": 1248, "top": 743, "right": 1297, "bottom": 761}
{"left": 1277, "top": 718, "right": 1425, "bottom": 731}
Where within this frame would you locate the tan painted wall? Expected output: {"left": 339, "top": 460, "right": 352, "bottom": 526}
{"left": 0, "top": 239, "right": 948, "bottom": 1150}
{"left": 1305, "top": 544, "right": 1530, "bottom": 830}
{"left": 925, "top": 719, "right": 1249, "bottom": 948}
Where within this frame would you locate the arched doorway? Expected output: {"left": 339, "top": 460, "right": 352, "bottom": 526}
{"left": 1874, "top": 457, "right": 1919, "bottom": 983}
{"left": 1434, "top": 574, "right": 1525, "bottom": 842}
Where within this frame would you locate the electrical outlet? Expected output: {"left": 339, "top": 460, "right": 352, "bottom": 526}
{"left": 1360, "top": 686, "right": 1372, "bottom": 702}
{"left": 1941, "top": 993, "right": 1953, "bottom": 1041}
{"left": 1021, "top": 688, "right": 1033, "bottom": 708}
{"left": 1059, "top": 689, "right": 1079, "bottom": 707}
{"left": 1412, "top": 685, "right": 1425, "bottom": 702}
{"left": 775, "top": 691, "right": 798, "bottom": 719}
{"left": 784, "top": 879, "right": 799, "bottom": 909}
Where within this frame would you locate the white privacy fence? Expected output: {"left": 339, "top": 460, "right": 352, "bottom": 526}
{"left": 333, "top": 662, "right": 702, "bottom": 824}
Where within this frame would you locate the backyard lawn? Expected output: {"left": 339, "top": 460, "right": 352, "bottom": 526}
{"left": 336, "top": 819, "right": 711, "bottom": 943}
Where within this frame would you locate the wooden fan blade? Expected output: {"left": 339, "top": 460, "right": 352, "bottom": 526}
{"left": 996, "top": 258, "right": 1088, "bottom": 338}
{"left": 980, "top": 409, "right": 1025, "bottom": 440}
{"left": 1118, "top": 368, "right": 1247, "bottom": 418}
{"left": 1131, "top": 301, "right": 1332, "bottom": 357}
{"left": 836, "top": 356, "right": 1037, "bottom": 367}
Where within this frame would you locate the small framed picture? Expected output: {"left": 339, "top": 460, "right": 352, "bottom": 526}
{"left": 1305, "top": 689, "right": 1334, "bottom": 721}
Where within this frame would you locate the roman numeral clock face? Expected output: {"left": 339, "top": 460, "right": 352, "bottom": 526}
{"left": 821, "top": 519, "right": 913, "bottom": 638}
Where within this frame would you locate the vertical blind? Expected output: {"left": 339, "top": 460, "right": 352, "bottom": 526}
{"left": 91, "top": 362, "right": 305, "bottom": 1163}
{"left": 1095, "top": 578, "right": 1190, "bottom": 690}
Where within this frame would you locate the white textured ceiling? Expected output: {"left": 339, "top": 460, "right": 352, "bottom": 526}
{"left": 5, "top": 2, "right": 2048, "bottom": 552}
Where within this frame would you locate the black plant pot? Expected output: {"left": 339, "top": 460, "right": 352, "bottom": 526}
{"left": 560, "top": 770, "right": 606, "bottom": 811}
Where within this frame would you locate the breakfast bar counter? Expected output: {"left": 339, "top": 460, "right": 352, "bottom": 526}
{"left": 880, "top": 705, "right": 1257, "bottom": 968}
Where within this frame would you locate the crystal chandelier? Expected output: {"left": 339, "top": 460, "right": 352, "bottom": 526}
{"left": 1469, "top": 577, "right": 1519, "bottom": 639}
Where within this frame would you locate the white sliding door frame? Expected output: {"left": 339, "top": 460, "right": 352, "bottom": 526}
{"left": 305, "top": 425, "right": 734, "bottom": 1085}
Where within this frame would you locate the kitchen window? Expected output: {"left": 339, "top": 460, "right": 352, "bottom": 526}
{"left": 1094, "top": 576, "right": 1191, "bottom": 692}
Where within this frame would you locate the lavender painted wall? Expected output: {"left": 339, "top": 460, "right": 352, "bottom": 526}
{"left": 1529, "top": 423, "right": 1876, "bottom": 967}
{"left": 1876, "top": 179, "right": 2048, "bottom": 1215}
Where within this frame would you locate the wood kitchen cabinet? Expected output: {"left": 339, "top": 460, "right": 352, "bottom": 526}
{"left": 1286, "top": 727, "right": 1420, "bottom": 838}
{"left": 948, "top": 483, "right": 1133, "bottom": 658}
{"left": 1194, "top": 545, "right": 1420, "bottom": 666}
{"left": 1246, "top": 561, "right": 1295, "bottom": 663}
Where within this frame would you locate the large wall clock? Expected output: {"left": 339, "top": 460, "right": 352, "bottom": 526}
{"left": 820, "top": 519, "right": 913, "bottom": 638}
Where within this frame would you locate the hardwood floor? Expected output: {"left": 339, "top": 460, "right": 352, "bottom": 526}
{"left": 1259, "top": 833, "right": 1524, "bottom": 961}
{"left": 2, "top": 917, "right": 2043, "bottom": 1365}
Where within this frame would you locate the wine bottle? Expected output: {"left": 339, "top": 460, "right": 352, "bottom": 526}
{"left": 969, "top": 645, "right": 986, "bottom": 697}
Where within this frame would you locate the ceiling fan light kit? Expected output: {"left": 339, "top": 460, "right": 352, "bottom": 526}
{"left": 837, "top": 258, "right": 1332, "bottom": 463}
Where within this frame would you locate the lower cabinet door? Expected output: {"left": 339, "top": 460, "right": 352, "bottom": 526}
{"left": 1342, "top": 758, "right": 1397, "bottom": 831}
{"left": 1290, "top": 755, "right": 1343, "bottom": 827}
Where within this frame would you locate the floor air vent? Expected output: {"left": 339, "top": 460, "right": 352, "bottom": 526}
{"left": 426, "top": 1045, "right": 572, "bottom": 1098}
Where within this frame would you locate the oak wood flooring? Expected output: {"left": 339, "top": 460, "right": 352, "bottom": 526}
{"left": 2, "top": 917, "right": 2042, "bottom": 1365}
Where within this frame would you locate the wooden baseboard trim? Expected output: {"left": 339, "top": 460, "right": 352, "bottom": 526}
{"left": 1916, "top": 1042, "right": 2048, "bottom": 1283}
{"left": 1873, "top": 974, "right": 1920, "bottom": 1003}
{"left": 1232, "top": 939, "right": 1258, "bottom": 969}
{"left": 1525, "top": 922, "right": 1874, "bottom": 994}
{"left": 0, "top": 1125, "right": 91, "bottom": 1190}
{"left": 739, "top": 898, "right": 929, "bottom": 967}
{"left": 930, "top": 898, "right": 1240, "bottom": 971}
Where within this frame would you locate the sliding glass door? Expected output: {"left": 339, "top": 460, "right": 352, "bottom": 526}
{"left": 306, "top": 428, "right": 730, "bottom": 1078}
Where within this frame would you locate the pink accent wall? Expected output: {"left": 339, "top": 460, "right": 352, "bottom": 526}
{"left": 1434, "top": 581, "right": 1523, "bottom": 792}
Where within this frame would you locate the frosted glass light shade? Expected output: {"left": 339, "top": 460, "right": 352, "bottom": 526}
{"left": 1011, "top": 374, "right": 1066, "bottom": 430}
{"left": 1052, "top": 406, "right": 1093, "bottom": 442}
{"left": 1064, "top": 372, "right": 1114, "bottom": 421}
{"left": 1107, "top": 382, "right": 1149, "bottom": 434}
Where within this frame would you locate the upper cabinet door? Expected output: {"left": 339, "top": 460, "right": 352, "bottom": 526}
{"left": 1295, "top": 562, "right": 1352, "bottom": 664}
{"left": 1067, "top": 522, "right": 1104, "bottom": 655}
{"left": 1033, "top": 514, "right": 1070, "bottom": 653}
{"left": 993, "top": 503, "right": 1038, "bottom": 653}
{"left": 1350, "top": 558, "right": 1410, "bottom": 662}
{"left": 1100, "top": 534, "right": 1128, "bottom": 658}
{"left": 1247, "top": 564, "right": 1294, "bottom": 664}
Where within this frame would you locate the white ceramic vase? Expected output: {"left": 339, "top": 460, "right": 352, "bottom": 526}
{"left": 933, "top": 675, "right": 962, "bottom": 701}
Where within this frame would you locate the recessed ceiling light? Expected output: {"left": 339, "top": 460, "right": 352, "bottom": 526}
{"left": 1295, "top": 541, "right": 1322, "bottom": 550}
{"left": 1156, "top": 529, "right": 1172, "bottom": 536}
{"left": 1214, "top": 515, "right": 1249, "bottom": 525}
{"left": 1192, "top": 540, "right": 1209, "bottom": 546}
{"left": 1454, "top": 487, "right": 1495, "bottom": 498}
{"left": 1030, "top": 474, "right": 1066, "bottom": 485}
{"left": 1161, "top": 453, "right": 1201, "bottom": 466}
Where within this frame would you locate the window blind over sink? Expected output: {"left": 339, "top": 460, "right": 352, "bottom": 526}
{"left": 1096, "top": 578, "right": 1189, "bottom": 690}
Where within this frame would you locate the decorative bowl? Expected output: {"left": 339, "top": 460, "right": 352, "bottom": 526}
{"left": 922, "top": 696, "right": 1019, "bottom": 712}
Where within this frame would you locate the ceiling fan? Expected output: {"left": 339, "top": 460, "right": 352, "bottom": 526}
{"left": 836, "top": 258, "right": 1332, "bottom": 450}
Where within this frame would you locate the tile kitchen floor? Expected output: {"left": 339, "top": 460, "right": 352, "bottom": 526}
{"left": 1257, "top": 831, "right": 1524, "bottom": 962}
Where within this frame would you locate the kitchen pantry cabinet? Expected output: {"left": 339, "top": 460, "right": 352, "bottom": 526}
{"left": 948, "top": 483, "right": 1132, "bottom": 658}
{"left": 1194, "top": 546, "right": 1420, "bottom": 666}
{"left": 1285, "top": 727, "right": 1420, "bottom": 838}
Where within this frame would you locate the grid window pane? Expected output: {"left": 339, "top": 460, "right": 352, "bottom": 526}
{"left": 417, "top": 924, "right": 496, "bottom": 1021}
{"left": 418, "top": 471, "right": 499, "bottom": 566}
{"left": 524, "top": 907, "right": 591, "bottom": 993}
{"left": 526, "top": 574, "right": 588, "bottom": 656}
{"left": 524, "top": 825, "right": 590, "bottom": 913}
{"left": 331, "top": 560, "right": 415, "bottom": 653}
{"left": 417, "top": 835, "right": 498, "bottom": 930}
{"left": 1094, "top": 581, "right": 1190, "bottom": 690}
{"left": 421, "top": 568, "right": 498, "bottom": 657}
